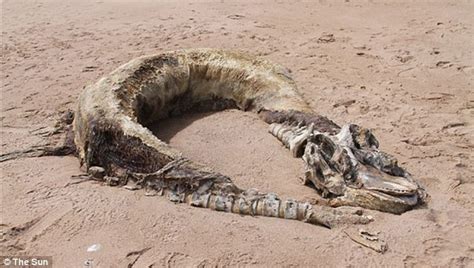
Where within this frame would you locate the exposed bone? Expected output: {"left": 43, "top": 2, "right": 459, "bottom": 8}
{"left": 105, "top": 176, "right": 122, "bottom": 186}
{"left": 166, "top": 181, "right": 372, "bottom": 228}
{"left": 333, "top": 124, "right": 360, "bottom": 166}
{"left": 344, "top": 228, "right": 388, "bottom": 253}
{"left": 269, "top": 122, "right": 314, "bottom": 157}
{"left": 0, "top": 48, "right": 426, "bottom": 232}
{"left": 303, "top": 141, "right": 344, "bottom": 196}
{"left": 8, "top": 49, "right": 426, "bottom": 231}
{"left": 88, "top": 166, "right": 105, "bottom": 179}
{"left": 302, "top": 123, "right": 426, "bottom": 213}
{"left": 73, "top": 49, "right": 424, "bottom": 216}
{"left": 349, "top": 124, "right": 379, "bottom": 149}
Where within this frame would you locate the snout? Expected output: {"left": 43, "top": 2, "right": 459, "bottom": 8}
{"left": 357, "top": 165, "right": 419, "bottom": 196}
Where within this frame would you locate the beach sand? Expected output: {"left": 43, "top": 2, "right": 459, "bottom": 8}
{"left": 1, "top": 0, "right": 473, "bottom": 266}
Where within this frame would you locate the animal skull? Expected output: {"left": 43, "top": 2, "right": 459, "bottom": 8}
{"left": 270, "top": 123, "right": 426, "bottom": 214}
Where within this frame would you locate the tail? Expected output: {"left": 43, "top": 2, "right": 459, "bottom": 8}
{"left": 85, "top": 158, "right": 372, "bottom": 229}
{"left": 162, "top": 188, "right": 372, "bottom": 228}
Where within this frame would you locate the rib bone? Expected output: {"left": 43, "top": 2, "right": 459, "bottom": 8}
{"left": 2, "top": 49, "right": 425, "bottom": 231}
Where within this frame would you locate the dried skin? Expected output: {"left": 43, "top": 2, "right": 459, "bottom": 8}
{"left": 3, "top": 49, "right": 425, "bottom": 230}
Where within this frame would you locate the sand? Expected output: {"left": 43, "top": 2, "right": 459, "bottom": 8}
{"left": 1, "top": 0, "right": 473, "bottom": 267}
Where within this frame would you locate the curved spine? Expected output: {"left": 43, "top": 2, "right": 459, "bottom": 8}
{"left": 70, "top": 48, "right": 423, "bottom": 223}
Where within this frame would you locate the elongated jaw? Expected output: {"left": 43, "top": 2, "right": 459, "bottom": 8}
{"left": 270, "top": 121, "right": 426, "bottom": 214}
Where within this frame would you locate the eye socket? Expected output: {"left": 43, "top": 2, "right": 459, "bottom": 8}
{"left": 344, "top": 171, "right": 362, "bottom": 188}
{"left": 343, "top": 169, "right": 357, "bottom": 182}
{"left": 311, "top": 134, "right": 336, "bottom": 161}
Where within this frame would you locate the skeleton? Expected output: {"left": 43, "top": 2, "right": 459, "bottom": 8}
{"left": 2, "top": 49, "right": 426, "bottom": 228}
